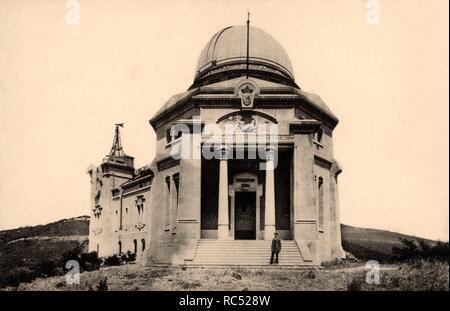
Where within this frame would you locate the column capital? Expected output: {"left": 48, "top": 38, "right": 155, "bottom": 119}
{"left": 218, "top": 145, "right": 231, "bottom": 160}
{"left": 265, "top": 145, "right": 278, "bottom": 163}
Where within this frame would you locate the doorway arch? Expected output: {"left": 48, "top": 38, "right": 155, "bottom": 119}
{"left": 229, "top": 172, "right": 264, "bottom": 240}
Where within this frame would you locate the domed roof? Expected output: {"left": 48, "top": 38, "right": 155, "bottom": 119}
{"left": 193, "top": 25, "right": 295, "bottom": 87}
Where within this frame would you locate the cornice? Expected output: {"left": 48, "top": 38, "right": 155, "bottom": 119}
{"left": 150, "top": 89, "right": 338, "bottom": 130}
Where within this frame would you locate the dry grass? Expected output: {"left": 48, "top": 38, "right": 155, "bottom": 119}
{"left": 8, "top": 260, "right": 448, "bottom": 291}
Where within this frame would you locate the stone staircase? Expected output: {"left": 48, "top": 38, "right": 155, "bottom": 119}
{"left": 191, "top": 239, "right": 312, "bottom": 266}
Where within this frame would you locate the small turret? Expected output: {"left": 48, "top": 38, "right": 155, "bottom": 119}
{"left": 101, "top": 123, "right": 135, "bottom": 181}
{"left": 87, "top": 123, "right": 135, "bottom": 256}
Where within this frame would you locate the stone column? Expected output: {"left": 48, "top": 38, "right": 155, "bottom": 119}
{"left": 217, "top": 146, "right": 230, "bottom": 240}
{"left": 264, "top": 146, "right": 276, "bottom": 240}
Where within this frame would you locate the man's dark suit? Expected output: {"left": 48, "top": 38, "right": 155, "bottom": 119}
{"left": 270, "top": 238, "right": 282, "bottom": 264}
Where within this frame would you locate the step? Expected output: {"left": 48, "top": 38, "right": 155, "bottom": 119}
{"left": 192, "top": 239, "right": 308, "bottom": 266}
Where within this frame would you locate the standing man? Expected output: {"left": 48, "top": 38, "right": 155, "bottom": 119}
{"left": 270, "top": 232, "right": 282, "bottom": 264}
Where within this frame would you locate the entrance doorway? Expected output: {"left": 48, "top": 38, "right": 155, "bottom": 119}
{"left": 234, "top": 192, "right": 256, "bottom": 239}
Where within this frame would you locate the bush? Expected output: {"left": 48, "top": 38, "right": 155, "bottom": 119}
{"left": 5, "top": 267, "right": 36, "bottom": 287}
{"left": 96, "top": 277, "right": 108, "bottom": 291}
{"left": 61, "top": 248, "right": 101, "bottom": 272}
{"left": 347, "top": 277, "right": 363, "bottom": 291}
{"left": 428, "top": 241, "right": 449, "bottom": 262}
{"left": 392, "top": 238, "right": 419, "bottom": 261}
{"left": 104, "top": 255, "right": 121, "bottom": 266}
{"left": 115, "top": 251, "right": 137, "bottom": 264}
{"left": 393, "top": 238, "right": 449, "bottom": 262}
{"left": 321, "top": 258, "right": 342, "bottom": 268}
{"left": 35, "top": 260, "right": 57, "bottom": 277}
{"left": 80, "top": 251, "right": 101, "bottom": 271}
{"left": 306, "top": 270, "right": 316, "bottom": 279}
{"left": 61, "top": 245, "right": 83, "bottom": 264}
{"left": 382, "top": 260, "right": 448, "bottom": 291}
{"left": 342, "top": 240, "right": 393, "bottom": 263}
{"left": 102, "top": 251, "right": 137, "bottom": 266}
{"left": 125, "top": 251, "right": 136, "bottom": 263}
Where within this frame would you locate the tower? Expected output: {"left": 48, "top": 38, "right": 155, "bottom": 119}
{"left": 87, "top": 124, "right": 135, "bottom": 256}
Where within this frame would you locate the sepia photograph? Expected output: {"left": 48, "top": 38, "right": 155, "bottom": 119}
{"left": 0, "top": 0, "right": 448, "bottom": 301}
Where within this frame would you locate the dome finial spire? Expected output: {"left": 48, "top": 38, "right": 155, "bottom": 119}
{"left": 109, "top": 123, "right": 125, "bottom": 158}
{"left": 246, "top": 11, "right": 250, "bottom": 79}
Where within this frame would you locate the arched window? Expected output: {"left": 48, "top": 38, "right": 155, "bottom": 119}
{"left": 318, "top": 177, "right": 324, "bottom": 230}
{"left": 135, "top": 195, "right": 145, "bottom": 224}
{"left": 133, "top": 239, "right": 137, "bottom": 254}
{"left": 141, "top": 239, "right": 146, "bottom": 252}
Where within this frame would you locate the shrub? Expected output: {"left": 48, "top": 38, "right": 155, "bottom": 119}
{"left": 55, "top": 281, "right": 65, "bottom": 288}
{"left": 61, "top": 248, "right": 101, "bottom": 272}
{"left": 125, "top": 252, "right": 136, "bottom": 263}
{"left": 384, "top": 260, "right": 449, "bottom": 291}
{"left": 80, "top": 251, "right": 101, "bottom": 271}
{"left": 96, "top": 277, "right": 108, "bottom": 291}
{"left": 104, "top": 255, "right": 121, "bottom": 266}
{"left": 342, "top": 240, "right": 393, "bottom": 263}
{"left": 428, "top": 241, "right": 449, "bottom": 262}
{"left": 121, "top": 251, "right": 136, "bottom": 263}
{"left": 61, "top": 245, "right": 83, "bottom": 264}
{"left": 347, "top": 277, "right": 363, "bottom": 291}
{"left": 35, "top": 260, "right": 57, "bottom": 277}
{"left": 305, "top": 270, "right": 316, "bottom": 279}
{"left": 321, "top": 258, "right": 341, "bottom": 268}
{"left": 392, "top": 238, "right": 419, "bottom": 261}
{"left": 393, "top": 238, "right": 449, "bottom": 262}
{"left": 5, "top": 267, "right": 36, "bottom": 287}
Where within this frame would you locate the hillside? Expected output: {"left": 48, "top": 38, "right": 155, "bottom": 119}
{"left": 0, "top": 216, "right": 90, "bottom": 287}
{"left": 341, "top": 224, "right": 438, "bottom": 261}
{"left": 0, "top": 216, "right": 89, "bottom": 244}
{"left": 0, "top": 216, "right": 444, "bottom": 287}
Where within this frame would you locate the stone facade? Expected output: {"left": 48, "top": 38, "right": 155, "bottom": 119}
{"left": 88, "top": 25, "right": 345, "bottom": 265}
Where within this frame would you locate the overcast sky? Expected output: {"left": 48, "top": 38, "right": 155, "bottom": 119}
{"left": 0, "top": 0, "right": 448, "bottom": 241}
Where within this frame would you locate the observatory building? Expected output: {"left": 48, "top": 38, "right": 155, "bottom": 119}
{"left": 88, "top": 24, "right": 345, "bottom": 266}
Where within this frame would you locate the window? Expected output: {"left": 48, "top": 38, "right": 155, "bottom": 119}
{"left": 166, "top": 127, "right": 183, "bottom": 143}
{"left": 165, "top": 176, "right": 171, "bottom": 231}
{"left": 93, "top": 191, "right": 102, "bottom": 220}
{"left": 135, "top": 195, "right": 145, "bottom": 224}
{"left": 172, "top": 174, "right": 180, "bottom": 233}
{"left": 94, "top": 190, "right": 101, "bottom": 206}
{"left": 141, "top": 239, "right": 146, "bottom": 252}
{"left": 318, "top": 177, "right": 324, "bottom": 230}
{"left": 166, "top": 128, "right": 172, "bottom": 143}
{"left": 118, "top": 241, "right": 122, "bottom": 255}
{"left": 173, "top": 174, "right": 180, "bottom": 203}
{"left": 313, "top": 128, "right": 323, "bottom": 145}
{"left": 133, "top": 239, "right": 137, "bottom": 254}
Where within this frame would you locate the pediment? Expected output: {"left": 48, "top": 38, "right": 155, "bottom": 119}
{"left": 216, "top": 111, "right": 277, "bottom": 134}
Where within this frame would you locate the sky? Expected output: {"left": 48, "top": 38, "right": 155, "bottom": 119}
{"left": 0, "top": 0, "right": 448, "bottom": 241}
